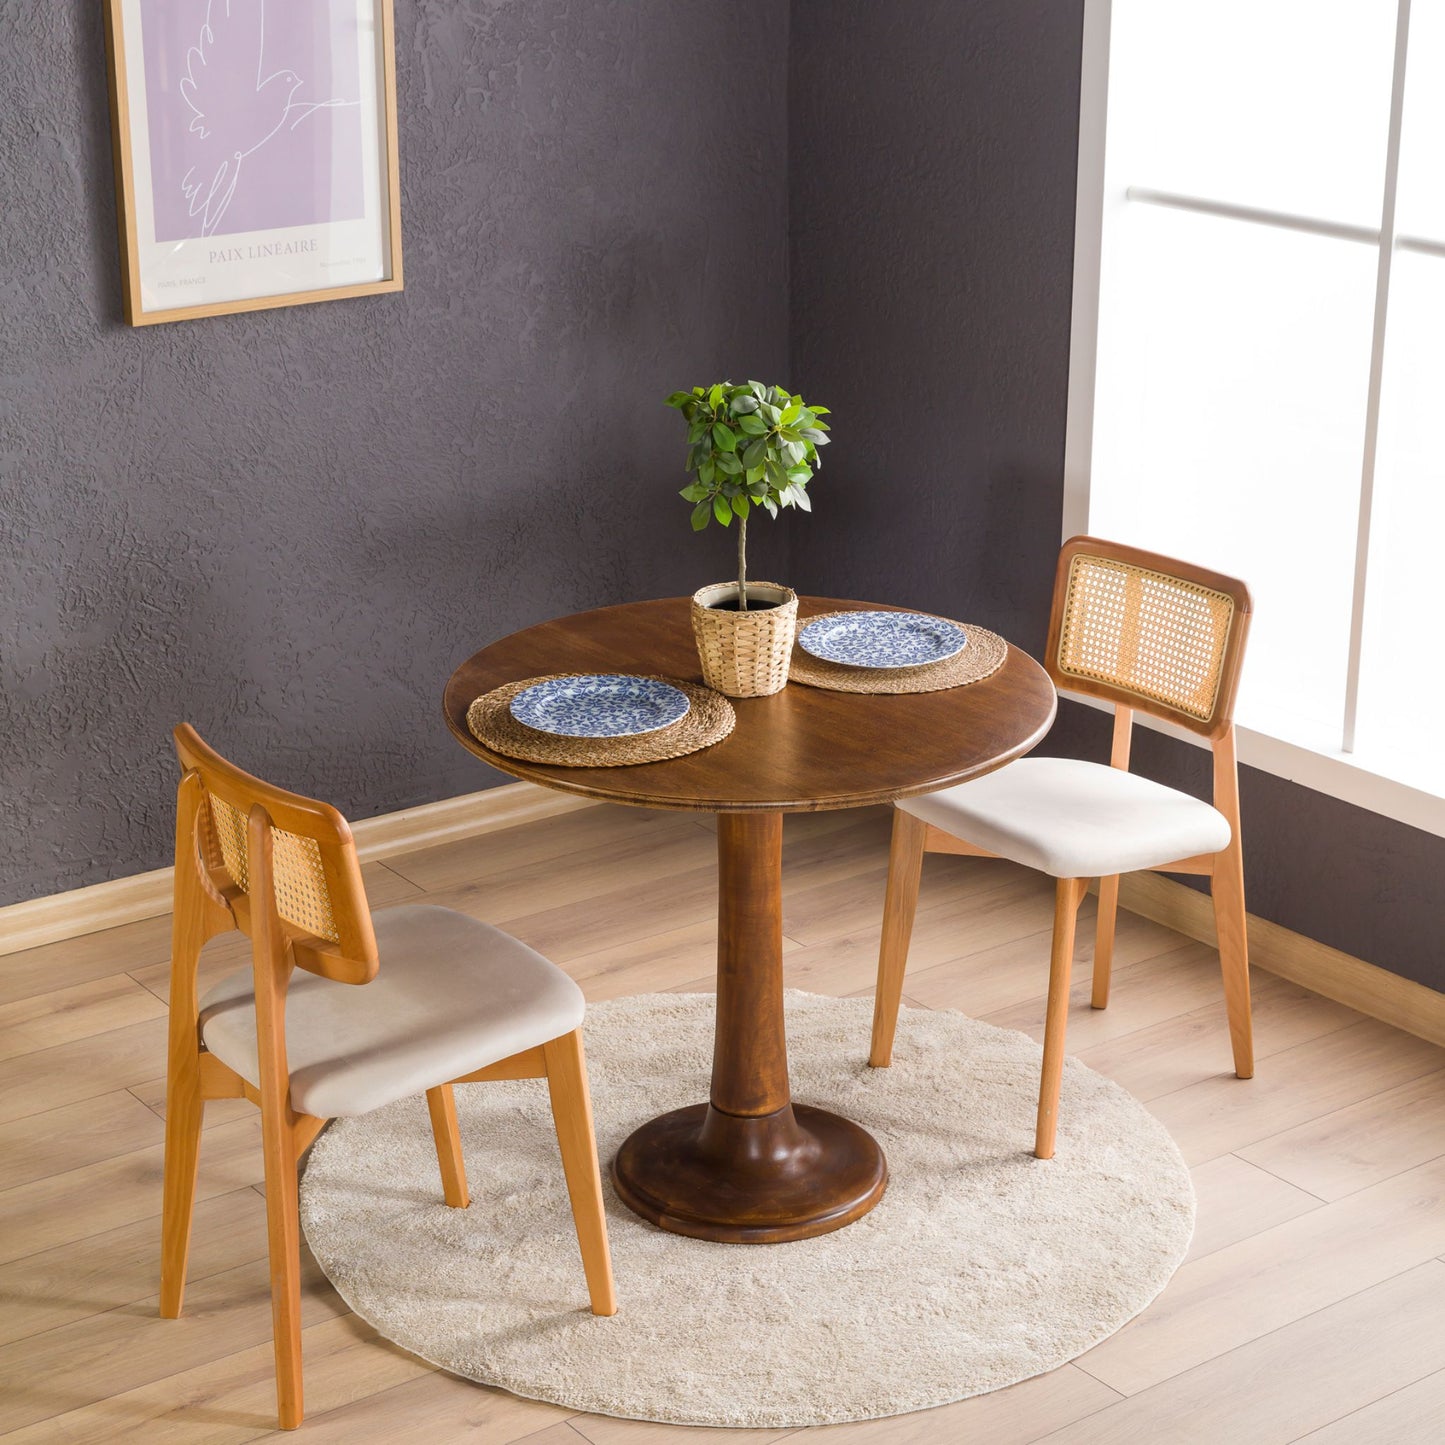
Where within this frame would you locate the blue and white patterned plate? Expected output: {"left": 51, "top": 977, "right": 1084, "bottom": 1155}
{"left": 508, "top": 675, "right": 691, "bottom": 738}
{"left": 798, "top": 611, "right": 968, "bottom": 669}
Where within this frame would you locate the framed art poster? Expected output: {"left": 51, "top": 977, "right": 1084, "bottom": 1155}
{"left": 104, "top": 0, "right": 402, "bottom": 325}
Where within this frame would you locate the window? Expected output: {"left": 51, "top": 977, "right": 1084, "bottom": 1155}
{"left": 1066, "top": 0, "right": 1445, "bottom": 837}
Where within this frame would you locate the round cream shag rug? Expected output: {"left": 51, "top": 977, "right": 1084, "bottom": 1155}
{"left": 299, "top": 991, "right": 1193, "bottom": 1428}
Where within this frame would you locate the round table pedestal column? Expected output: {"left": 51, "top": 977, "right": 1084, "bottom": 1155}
{"left": 610, "top": 812, "right": 888, "bottom": 1243}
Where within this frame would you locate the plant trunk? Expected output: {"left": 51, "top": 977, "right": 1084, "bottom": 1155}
{"left": 737, "top": 513, "right": 748, "bottom": 611}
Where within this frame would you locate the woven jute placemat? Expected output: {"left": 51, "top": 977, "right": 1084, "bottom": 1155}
{"left": 466, "top": 674, "right": 735, "bottom": 767}
{"left": 788, "top": 615, "right": 1009, "bottom": 694}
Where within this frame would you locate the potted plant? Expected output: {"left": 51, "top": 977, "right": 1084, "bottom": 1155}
{"left": 666, "top": 380, "right": 830, "bottom": 696}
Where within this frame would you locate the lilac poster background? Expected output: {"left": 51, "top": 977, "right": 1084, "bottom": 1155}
{"left": 140, "top": 0, "right": 366, "bottom": 242}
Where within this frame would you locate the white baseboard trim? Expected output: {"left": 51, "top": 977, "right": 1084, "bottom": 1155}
{"left": 1114, "top": 872, "right": 1445, "bottom": 1051}
{"left": 0, "top": 782, "right": 600, "bottom": 959}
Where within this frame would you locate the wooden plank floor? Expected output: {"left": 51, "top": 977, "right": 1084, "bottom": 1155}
{"left": 4, "top": 803, "right": 1445, "bottom": 1444}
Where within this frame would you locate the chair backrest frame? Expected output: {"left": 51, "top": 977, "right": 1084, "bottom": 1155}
{"left": 172, "top": 724, "right": 378, "bottom": 986}
{"left": 1044, "top": 536, "right": 1252, "bottom": 742}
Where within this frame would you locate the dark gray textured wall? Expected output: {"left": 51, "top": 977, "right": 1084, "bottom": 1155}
{"left": 788, "top": 0, "right": 1445, "bottom": 993}
{"left": 788, "top": 0, "right": 1081, "bottom": 643}
{"left": 0, "top": 0, "right": 788, "bottom": 905}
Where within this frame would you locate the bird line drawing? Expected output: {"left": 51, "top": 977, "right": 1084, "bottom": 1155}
{"left": 176, "top": 0, "right": 359, "bottom": 238}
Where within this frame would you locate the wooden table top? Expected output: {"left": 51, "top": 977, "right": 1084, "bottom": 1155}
{"left": 442, "top": 596, "right": 1057, "bottom": 813}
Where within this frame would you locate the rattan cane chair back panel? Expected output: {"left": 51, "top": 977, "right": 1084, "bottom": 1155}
{"left": 207, "top": 791, "right": 339, "bottom": 943}
{"left": 1059, "top": 555, "right": 1232, "bottom": 722}
{"left": 1046, "top": 538, "right": 1251, "bottom": 738}
{"left": 173, "top": 724, "right": 378, "bottom": 984}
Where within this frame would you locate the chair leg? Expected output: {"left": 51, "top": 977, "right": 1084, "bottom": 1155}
{"left": 158, "top": 1051, "right": 205, "bottom": 1318}
{"left": 869, "top": 808, "right": 929, "bottom": 1067}
{"left": 426, "top": 1084, "right": 470, "bottom": 1208}
{"left": 1212, "top": 846, "right": 1255, "bottom": 1080}
{"left": 543, "top": 1028, "right": 617, "bottom": 1317}
{"left": 260, "top": 1106, "right": 306, "bottom": 1429}
{"left": 1091, "top": 875, "right": 1121, "bottom": 1009}
{"left": 1036, "top": 878, "right": 1087, "bottom": 1160}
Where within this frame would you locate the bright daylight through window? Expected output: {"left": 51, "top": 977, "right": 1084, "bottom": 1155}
{"left": 1069, "top": 0, "right": 1445, "bottom": 824}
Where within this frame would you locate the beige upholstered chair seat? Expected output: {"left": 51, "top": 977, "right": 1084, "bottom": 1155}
{"left": 199, "top": 905, "right": 585, "bottom": 1118}
{"left": 899, "top": 757, "right": 1231, "bottom": 879}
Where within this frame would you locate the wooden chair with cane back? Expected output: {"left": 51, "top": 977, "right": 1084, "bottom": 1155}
{"left": 868, "top": 537, "right": 1254, "bottom": 1158}
{"left": 161, "top": 724, "right": 616, "bottom": 1430}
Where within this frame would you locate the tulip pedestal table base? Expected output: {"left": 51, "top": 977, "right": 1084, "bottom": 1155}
{"left": 610, "top": 813, "right": 887, "bottom": 1243}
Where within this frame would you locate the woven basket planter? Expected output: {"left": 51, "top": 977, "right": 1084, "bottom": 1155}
{"left": 691, "top": 582, "right": 798, "bottom": 698}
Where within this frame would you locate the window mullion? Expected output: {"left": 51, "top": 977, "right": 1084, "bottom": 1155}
{"left": 1126, "top": 188, "right": 1381, "bottom": 247}
{"left": 1062, "top": 0, "right": 1113, "bottom": 542}
{"left": 1343, "top": 0, "right": 1413, "bottom": 754}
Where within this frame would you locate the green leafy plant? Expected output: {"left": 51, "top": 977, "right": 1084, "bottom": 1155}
{"left": 666, "top": 380, "right": 830, "bottom": 611}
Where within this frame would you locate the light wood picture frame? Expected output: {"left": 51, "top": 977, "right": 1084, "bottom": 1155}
{"left": 104, "top": 0, "right": 403, "bottom": 326}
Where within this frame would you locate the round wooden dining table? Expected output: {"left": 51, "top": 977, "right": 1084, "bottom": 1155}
{"left": 443, "top": 595, "right": 1056, "bottom": 1243}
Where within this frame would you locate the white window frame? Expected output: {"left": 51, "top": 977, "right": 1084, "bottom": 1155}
{"left": 1064, "top": 0, "right": 1445, "bottom": 841}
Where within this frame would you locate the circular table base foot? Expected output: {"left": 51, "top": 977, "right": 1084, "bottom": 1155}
{"left": 611, "top": 1101, "right": 887, "bottom": 1243}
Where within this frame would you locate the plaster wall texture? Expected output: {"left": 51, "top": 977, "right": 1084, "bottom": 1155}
{"left": 0, "top": 0, "right": 788, "bottom": 904}
{"left": 787, "top": 0, "right": 1445, "bottom": 993}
